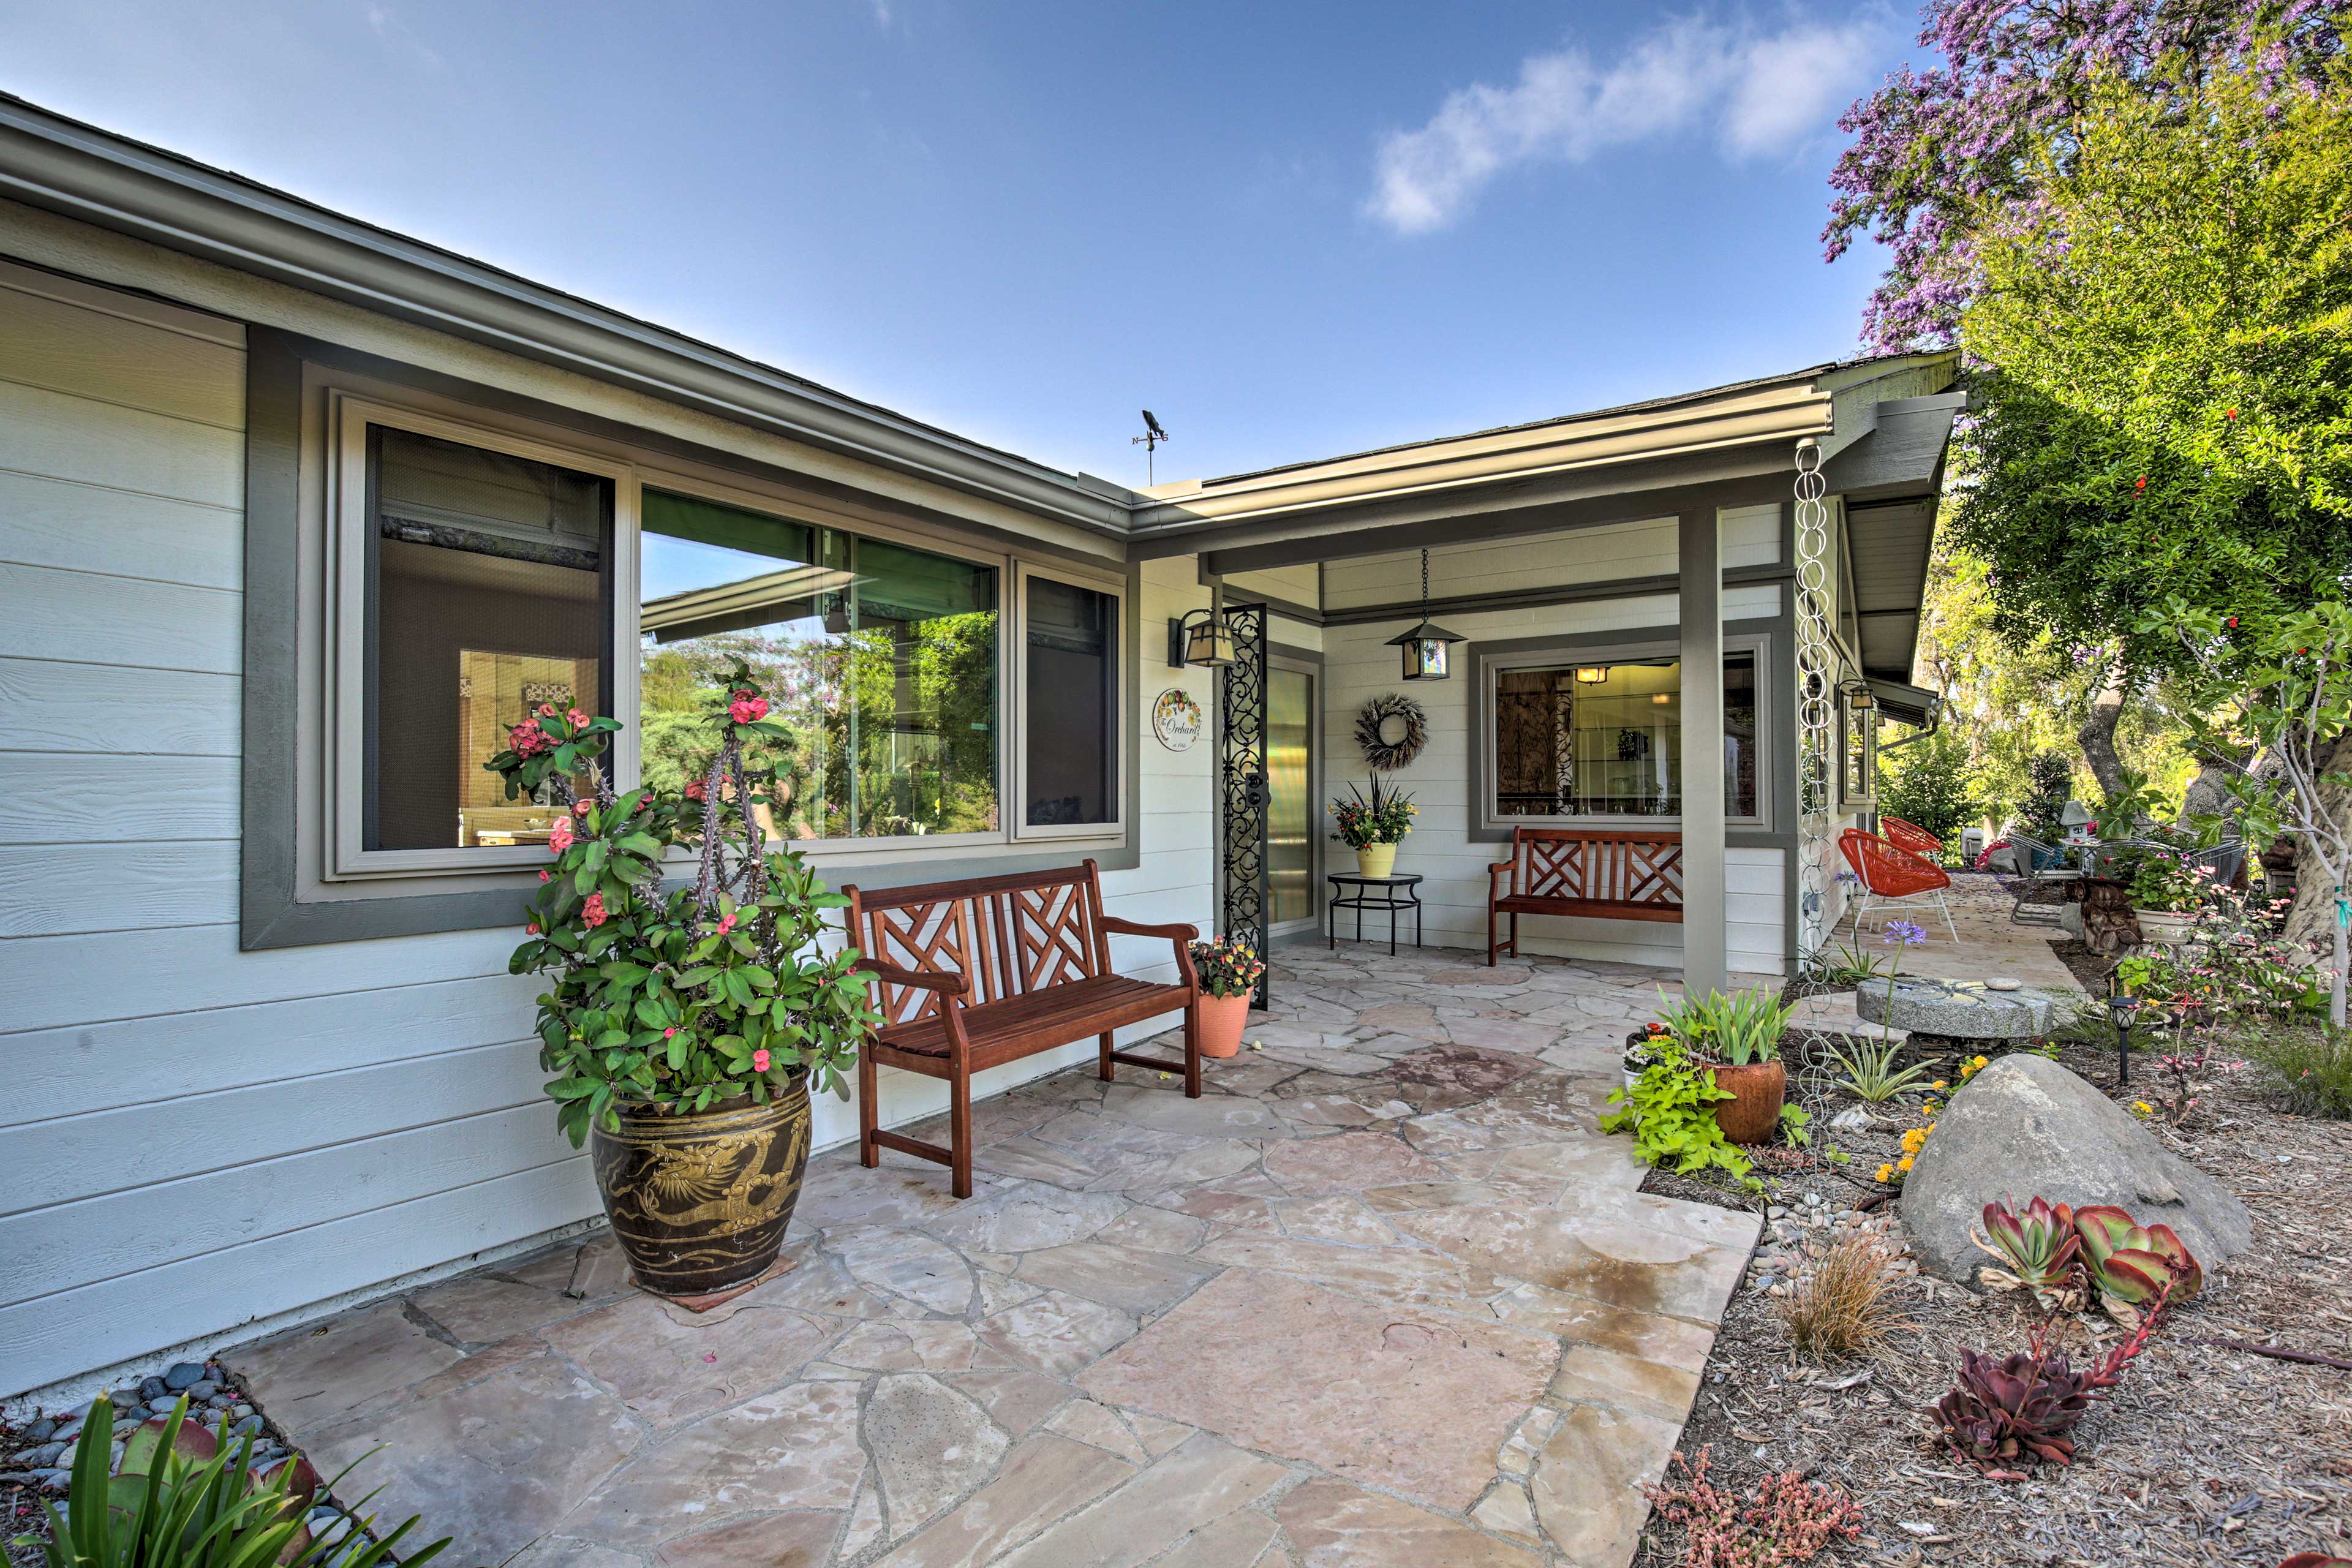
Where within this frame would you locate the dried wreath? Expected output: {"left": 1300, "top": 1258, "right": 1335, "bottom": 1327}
{"left": 1354, "top": 692, "right": 1427, "bottom": 772}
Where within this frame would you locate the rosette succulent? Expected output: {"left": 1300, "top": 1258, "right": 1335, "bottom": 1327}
{"left": 1935, "top": 1346, "right": 2098, "bottom": 1470}
{"left": 2073, "top": 1205, "right": 2202, "bottom": 1323}
{"left": 1971, "top": 1197, "right": 2082, "bottom": 1304}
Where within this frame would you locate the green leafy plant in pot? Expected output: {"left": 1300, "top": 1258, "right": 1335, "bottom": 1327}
{"left": 1327, "top": 775, "right": 1417, "bottom": 878}
{"left": 492, "top": 660, "right": 882, "bottom": 1301}
{"left": 1656, "top": 986, "right": 1795, "bottom": 1145}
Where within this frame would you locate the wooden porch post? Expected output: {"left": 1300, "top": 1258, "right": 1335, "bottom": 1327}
{"left": 1678, "top": 508, "right": 1728, "bottom": 997}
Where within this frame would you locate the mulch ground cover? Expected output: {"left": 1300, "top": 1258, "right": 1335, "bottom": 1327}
{"left": 1637, "top": 971, "right": 2352, "bottom": 1566}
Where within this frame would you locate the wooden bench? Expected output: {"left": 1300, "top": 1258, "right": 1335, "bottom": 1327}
{"left": 843, "top": 859, "right": 1201, "bottom": 1197}
{"left": 1487, "top": 826, "right": 1684, "bottom": 965}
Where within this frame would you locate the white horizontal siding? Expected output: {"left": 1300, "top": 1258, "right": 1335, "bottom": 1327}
{"left": 1222, "top": 562, "right": 1318, "bottom": 608}
{"left": 0, "top": 263, "right": 1220, "bottom": 1398}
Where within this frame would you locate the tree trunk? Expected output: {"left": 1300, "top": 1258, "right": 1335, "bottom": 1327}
{"left": 2077, "top": 673, "right": 2129, "bottom": 799}
{"left": 2279, "top": 734, "right": 2352, "bottom": 1025}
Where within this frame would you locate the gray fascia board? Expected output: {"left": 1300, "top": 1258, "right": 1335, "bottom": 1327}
{"left": 0, "top": 94, "right": 1136, "bottom": 538}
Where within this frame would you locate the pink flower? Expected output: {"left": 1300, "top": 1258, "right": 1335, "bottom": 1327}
{"left": 538, "top": 869, "right": 550, "bottom": 883}
{"left": 573, "top": 801, "right": 592, "bottom": 816}
{"left": 538, "top": 703, "right": 557, "bottom": 717}
{"left": 636, "top": 797, "right": 651, "bottom": 812}
{"left": 663, "top": 1027, "right": 677, "bottom": 1039}
{"left": 752, "top": 1049, "right": 771, "bottom": 1072}
{"left": 566, "top": 707, "right": 590, "bottom": 729}
{"left": 685, "top": 779, "right": 707, "bottom": 801}
{"left": 729, "top": 695, "right": 768, "bottom": 724}
{"left": 716, "top": 913, "right": 737, "bottom": 935}
{"left": 548, "top": 820, "right": 574, "bottom": 854}
{"left": 525, "top": 920, "right": 540, "bottom": 935}
{"left": 581, "top": 892, "right": 607, "bottom": 928}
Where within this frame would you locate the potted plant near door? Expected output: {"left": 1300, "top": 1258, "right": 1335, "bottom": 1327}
{"left": 1187, "top": 935, "right": 1265, "bottom": 1057}
{"left": 490, "top": 660, "right": 881, "bottom": 1302}
{"left": 1329, "top": 776, "right": 1418, "bottom": 878}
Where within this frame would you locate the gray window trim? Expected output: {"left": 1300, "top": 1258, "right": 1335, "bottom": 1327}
{"left": 241, "top": 330, "right": 1139, "bottom": 949}
{"left": 1466, "top": 617, "right": 1792, "bottom": 849}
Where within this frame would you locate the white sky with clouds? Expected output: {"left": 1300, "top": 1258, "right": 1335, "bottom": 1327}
{"left": 0, "top": 1, "right": 1910, "bottom": 486}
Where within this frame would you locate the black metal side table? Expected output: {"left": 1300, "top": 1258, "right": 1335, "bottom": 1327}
{"left": 1327, "top": 872, "right": 1425, "bottom": 956}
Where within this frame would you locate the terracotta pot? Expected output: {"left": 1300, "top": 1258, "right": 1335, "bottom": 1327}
{"left": 1355, "top": 842, "right": 1399, "bottom": 878}
{"left": 1705, "top": 1058, "right": 1787, "bottom": 1145}
{"left": 1197, "top": 990, "right": 1251, "bottom": 1058}
{"left": 2132, "top": 907, "right": 2196, "bottom": 946}
{"left": 589, "top": 1079, "right": 812, "bottom": 1299}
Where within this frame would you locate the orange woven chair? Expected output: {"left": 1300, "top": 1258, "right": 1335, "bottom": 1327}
{"left": 1838, "top": 828, "right": 1959, "bottom": 943}
{"left": 1880, "top": 815, "right": 1943, "bottom": 859}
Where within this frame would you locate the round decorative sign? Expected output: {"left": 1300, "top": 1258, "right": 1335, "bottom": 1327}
{"left": 1152, "top": 688, "right": 1204, "bottom": 752}
{"left": 1355, "top": 692, "right": 1428, "bottom": 772}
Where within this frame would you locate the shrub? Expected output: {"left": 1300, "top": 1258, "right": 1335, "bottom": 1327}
{"left": 1879, "top": 726, "right": 1981, "bottom": 861}
{"left": 2237, "top": 1025, "right": 2352, "bottom": 1118}
{"left": 1777, "top": 1229, "right": 1910, "bottom": 1361}
{"left": 2015, "top": 752, "right": 2075, "bottom": 843}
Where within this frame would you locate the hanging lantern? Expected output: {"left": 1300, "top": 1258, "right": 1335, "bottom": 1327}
{"left": 1167, "top": 607, "right": 1236, "bottom": 668}
{"left": 1383, "top": 548, "right": 1466, "bottom": 680}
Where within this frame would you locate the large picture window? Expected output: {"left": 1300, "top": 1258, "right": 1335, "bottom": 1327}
{"left": 1488, "top": 647, "right": 1760, "bottom": 822}
{"left": 362, "top": 425, "right": 612, "bottom": 853}
{"left": 639, "top": 488, "right": 1000, "bottom": 842}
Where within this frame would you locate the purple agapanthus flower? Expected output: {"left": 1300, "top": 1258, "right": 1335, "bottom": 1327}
{"left": 1885, "top": 919, "right": 1931, "bottom": 947}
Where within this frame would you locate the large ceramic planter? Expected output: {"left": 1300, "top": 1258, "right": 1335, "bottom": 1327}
{"left": 1198, "top": 990, "right": 1251, "bottom": 1058}
{"left": 590, "top": 1078, "right": 812, "bottom": 1300}
{"left": 1705, "top": 1059, "right": 1787, "bottom": 1145}
{"left": 2133, "top": 907, "right": 2196, "bottom": 946}
{"left": 1355, "top": 842, "right": 1400, "bottom": 878}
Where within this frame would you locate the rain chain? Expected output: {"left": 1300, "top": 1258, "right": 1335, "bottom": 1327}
{"left": 1793, "top": 437, "right": 1838, "bottom": 976}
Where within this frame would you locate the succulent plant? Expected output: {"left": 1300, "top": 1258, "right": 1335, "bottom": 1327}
{"left": 2073, "top": 1204, "right": 2202, "bottom": 1322}
{"left": 1970, "top": 1197, "right": 2082, "bottom": 1303}
{"left": 1934, "top": 1345, "right": 2100, "bottom": 1470}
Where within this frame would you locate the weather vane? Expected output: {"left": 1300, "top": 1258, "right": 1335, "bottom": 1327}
{"left": 1133, "top": 409, "right": 1170, "bottom": 484}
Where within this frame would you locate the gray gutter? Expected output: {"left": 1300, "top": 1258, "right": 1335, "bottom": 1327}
{"left": 0, "top": 92, "right": 1138, "bottom": 538}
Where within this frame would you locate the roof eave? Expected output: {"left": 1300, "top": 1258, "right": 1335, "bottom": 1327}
{"left": 0, "top": 93, "right": 1137, "bottom": 538}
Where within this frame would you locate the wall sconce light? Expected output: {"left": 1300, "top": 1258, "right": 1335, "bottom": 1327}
{"left": 1381, "top": 548, "right": 1464, "bottom": 680}
{"left": 1842, "top": 680, "right": 1877, "bottom": 712}
{"left": 1574, "top": 666, "right": 1607, "bottom": 685}
{"left": 1167, "top": 608, "right": 1235, "bottom": 668}
{"left": 1651, "top": 692, "right": 1671, "bottom": 705}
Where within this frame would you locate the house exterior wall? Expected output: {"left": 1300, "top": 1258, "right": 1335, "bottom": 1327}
{"left": 0, "top": 227, "right": 1215, "bottom": 1398}
{"left": 1318, "top": 508, "right": 1790, "bottom": 975}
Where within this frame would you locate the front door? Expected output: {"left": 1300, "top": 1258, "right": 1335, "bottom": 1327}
{"left": 1266, "top": 661, "right": 1318, "bottom": 940}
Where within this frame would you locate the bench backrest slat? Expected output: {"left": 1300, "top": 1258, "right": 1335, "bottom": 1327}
{"left": 1504, "top": 826, "right": 1683, "bottom": 914}
{"left": 846, "top": 861, "right": 1108, "bottom": 1025}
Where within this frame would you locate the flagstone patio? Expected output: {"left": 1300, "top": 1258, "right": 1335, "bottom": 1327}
{"left": 226, "top": 943, "right": 1768, "bottom": 1568}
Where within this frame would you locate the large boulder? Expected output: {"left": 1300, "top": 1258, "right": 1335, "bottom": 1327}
{"left": 1901, "top": 1053, "right": 2252, "bottom": 1289}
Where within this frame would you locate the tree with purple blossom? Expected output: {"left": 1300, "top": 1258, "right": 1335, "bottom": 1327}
{"left": 1823, "top": 0, "right": 2347, "bottom": 353}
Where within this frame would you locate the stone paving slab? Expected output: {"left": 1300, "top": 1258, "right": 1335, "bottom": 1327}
{"left": 225, "top": 943, "right": 1777, "bottom": 1567}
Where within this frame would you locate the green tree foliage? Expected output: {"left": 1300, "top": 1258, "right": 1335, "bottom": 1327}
{"left": 1879, "top": 726, "right": 1983, "bottom": 858}
{"left": 1952, "top": 62, "right": 2352, "bottom": 680}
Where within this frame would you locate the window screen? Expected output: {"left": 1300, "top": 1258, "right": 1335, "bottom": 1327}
{"left": 1024, "top": 576, "right": 1117, "bottom": 827}
{"left": 639, "top": 489, "right": 998, "bottom": 840}
{"left": 1491, "top": 650, "right": 1758, "bottom": 819}
{"left": 364, "top": 426, "right": 611, "bottom": 852}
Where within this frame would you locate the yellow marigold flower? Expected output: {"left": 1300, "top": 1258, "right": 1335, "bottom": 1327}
{"left": 1931, "top": 1079, "right": 1948, "bottom": 1091}
{"left": 1874, "top": 1163, "right": 1894, "bottom": 1183}
{"left": 2132, "top": 1101, "right": 2153, "bottom": 1116}
{"left": 1897, "top": 1155, "right": 1915, "bottom": 1172}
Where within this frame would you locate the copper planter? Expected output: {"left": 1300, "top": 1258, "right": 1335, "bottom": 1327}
{"left": 1706, "top": 1059, "right": 1787, "bottom": 1145}
{"left": 589, "top": 1079, "right": 812, "bottom": 1299}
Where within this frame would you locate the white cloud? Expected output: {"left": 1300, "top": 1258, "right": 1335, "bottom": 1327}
{"left": 1367, "top": 10, "right": 1888, "bottom": 235}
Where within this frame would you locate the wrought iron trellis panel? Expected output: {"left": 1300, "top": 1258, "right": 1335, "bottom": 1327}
{"left": 1218, "top": 601, "right": 1271, "bottom": 1008}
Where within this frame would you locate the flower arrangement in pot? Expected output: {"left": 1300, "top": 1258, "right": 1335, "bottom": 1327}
{"left": 490, "top": 660, "right": 881, "bottom": 1302}
{"left": 1186, "top": 935, "right": 1265, "bottom": 1058}
{"left": 2118, "top": 840, "right": 2205, "bottom": 945}
{"left": 1328, "top": 775, "right": 1417, "bottom": 878}
{"left": 1652, "top": 986, "right": 1796, "bottom": 1144}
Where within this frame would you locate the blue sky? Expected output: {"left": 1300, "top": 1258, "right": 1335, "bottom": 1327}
{"left": 1, "top": 1, "right": 1910, "bottom": 487}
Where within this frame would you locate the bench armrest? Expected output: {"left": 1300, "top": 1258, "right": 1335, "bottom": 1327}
{"left": 1099, "top": 915, "right": 1201, "bottom": 990}
{"left": 1099, "top": 916, "right": 1199, "bottom": 941}
{"left": 851, "top": 957, "right": 971, "bottom": 998}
